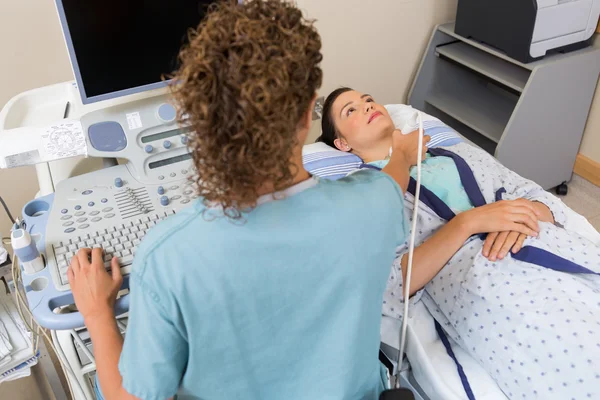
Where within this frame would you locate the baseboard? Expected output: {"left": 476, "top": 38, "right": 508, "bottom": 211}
{"left": 574, "top": 153, "right": 600, "bottom": 187}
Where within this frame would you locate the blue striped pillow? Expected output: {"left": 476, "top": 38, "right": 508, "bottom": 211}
{"left": 303, "top": 111, "right": 462, "bottom": 180}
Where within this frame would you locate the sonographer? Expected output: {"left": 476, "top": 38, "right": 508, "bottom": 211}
{"left": 67, "top": 1, "right": 421, "bottom": 399}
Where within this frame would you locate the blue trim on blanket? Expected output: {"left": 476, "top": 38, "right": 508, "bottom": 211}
{"left": 511, "top": 246, "right": 600, "bottom": 275}
{"left": 434, "top": 320, "right": 477, "bottom": 400}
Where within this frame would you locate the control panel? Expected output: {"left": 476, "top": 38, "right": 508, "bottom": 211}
{"left": 21, "top": 93, "right": 201, "bottom": 329}
{"left": 44, "top": 94, "right": 198, "bottom": 291}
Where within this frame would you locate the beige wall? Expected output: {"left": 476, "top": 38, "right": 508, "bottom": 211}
{"left": 1, "top": 0, "right": 598, "bottom": 236}
{"left": 580, "top": 82, "right": 600, "bottom": 162}
{"left": 296, "top": 0, "right": 458, "bottom": 104}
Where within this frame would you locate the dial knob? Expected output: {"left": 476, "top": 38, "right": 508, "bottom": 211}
{"left": 181, "top": 136, "right": 189, "bottom": 145}
{"left": 145, "top": 145, "right": 154, "bottom": 153}
{"left": 114, "top": 178, "right": 123, "bottom": 188}
{"left": 163, "top": 140, "right": 172, "bottom": 149}
{"left": 160, "top": 196, "right": 169, "bottom": 206}
{"left": 157, "top": 186, "right": 165, "bottom": 195}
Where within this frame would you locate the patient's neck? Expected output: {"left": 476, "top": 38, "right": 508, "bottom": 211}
{"left": 358, "top": 132, "right": 394, "bottom": 164}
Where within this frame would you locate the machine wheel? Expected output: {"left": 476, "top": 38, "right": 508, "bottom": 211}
{"left": 555, "top": 182, "right": 568, "bottom": 196}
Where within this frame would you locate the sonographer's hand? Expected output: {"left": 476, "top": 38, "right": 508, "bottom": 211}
{"left": 68, "top": 248, "right": 123, "bottom": 323}
{"left": 392, "top": 129, "right": 430, "bottom": 167}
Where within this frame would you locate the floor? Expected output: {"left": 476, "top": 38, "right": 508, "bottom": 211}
{"left": 0, "top": 175, "right": 599, "bottom": 400}
{"left": 558, "top": 174, "right": 600, "bottom": 231}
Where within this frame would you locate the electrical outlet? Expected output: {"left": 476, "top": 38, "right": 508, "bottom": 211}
{"left": 312, "top": 96, "right": 324, "bottom": 121}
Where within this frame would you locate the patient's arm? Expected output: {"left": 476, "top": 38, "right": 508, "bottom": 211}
{"left": 400, "top": 216, "right": 472, "bottom": 295}
{"left": 401, "top": 199, "right": 540, "bottom": 295}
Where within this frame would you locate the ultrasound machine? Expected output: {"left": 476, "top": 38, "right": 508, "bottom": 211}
{"left": 0, "top": 1, "right": 222, "bottom": 398}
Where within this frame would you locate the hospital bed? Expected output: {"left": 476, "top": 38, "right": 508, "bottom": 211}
{"left": 379, "top": 205, "right": 600, "bottom": 400}
{"left": 303, "top": 105, "right": 600, "bottom": 400}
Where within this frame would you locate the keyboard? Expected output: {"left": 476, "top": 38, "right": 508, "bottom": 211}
{"left": 52, "top": 211, "right": 175, "bottom": 285}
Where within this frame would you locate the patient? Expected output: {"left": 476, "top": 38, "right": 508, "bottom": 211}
{"left": 318, "top": 87, "right": 600, "bottom": 400}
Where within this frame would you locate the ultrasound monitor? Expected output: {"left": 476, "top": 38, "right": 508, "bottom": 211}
{"left": 55, "top": 0, "right": 219, "bottom": 104}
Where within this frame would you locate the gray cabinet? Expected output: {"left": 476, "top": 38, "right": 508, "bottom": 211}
{"left": 408, "top": 23, "right": 600, "bottom": 190}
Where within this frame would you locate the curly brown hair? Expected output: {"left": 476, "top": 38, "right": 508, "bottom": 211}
{"left": 171, "top": 0, "right": 323, "bottom": 218}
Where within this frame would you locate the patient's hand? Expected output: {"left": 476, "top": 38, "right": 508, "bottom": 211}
{"left": 532, "top": 201, "right": 555, "bottom": 224}
{"left": 482, "top": 231, "right": 527, "bottom": 261}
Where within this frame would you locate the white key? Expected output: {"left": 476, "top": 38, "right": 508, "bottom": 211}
{"left": 68, "top": 244, "right": 78, "bottom": 252}
{"left": 93, "top": 243, "right": 102, "bottom": 249}
{"left": 151, "top": 214, "right": 159, "bottom": 220}
{"left": 115, "top": 244, "right": 124, "bottom": 252}
{"left": 66, "top": 251, "right": 75, "bottom": 259}
{"left": 106, "top": 246, "right": 115, "bottom": 254}
{"left": 113, "top": 231, "right": 122, "bottom": 238}
{"left": 58, "top": 260, "right": 68, "bottom": 269}
{"left": 110, "top": 238, "right": 120, "bottom": 246}
{"left": 121, "top": 248, "right": 131, "bottom": 256}
{"left": 61, "top": 273, "right": 68, "bottom": 284}
{"left": 85, "top": 239, "right": 95, "bottom": 247}
{"left": 130, "top": 226, "right": 139, "bottom": 233}
{"left": 117, "top": 254, "right": 135, "bottom": 266}
{"left": 121, "top": 228, "right": 130, "bottom": 235}
{"left": 54, "top": 246, "right": 67, "bottom": 255}
{"left": 127, "top": 234, "right": 137, "bottom": 242}
{"left": 57, "top": 254, "right": 66, "bottom": 263}
{"left": 124, "top": 241, "right": 133, "bottom": 249}
{"left": 103, "top": 234, "right": 113, "bottom": 241}
{"left": 133, "top": 239, "right": 142, "bottom": 246}
{"left": 102, "top": 241, "right": 110, "bottom": 248}
{"left": 108, "top": 226, "right": 116, "bottom": 233}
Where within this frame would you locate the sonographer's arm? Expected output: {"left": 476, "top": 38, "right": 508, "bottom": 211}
{"left": 382, "top": 130, "right": 430, "bottom": 193}
{"left": 68, "top": 249, "right": 140, "bottom": 400}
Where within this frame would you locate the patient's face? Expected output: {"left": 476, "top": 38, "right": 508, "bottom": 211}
{"left": 331, "top": 90, "right": 395, "bottom": 154}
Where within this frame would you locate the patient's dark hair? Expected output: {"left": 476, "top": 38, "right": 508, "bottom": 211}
{"left": 317, "top": 87, "right": 353, "bottom": 147}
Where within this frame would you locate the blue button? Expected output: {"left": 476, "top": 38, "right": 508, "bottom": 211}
{"left": 145, "top": 145, "right": 154, "bottom": 154}
{"left": 64, "top": 227, "right": 76, "bottom": 233}
{"left": 61, "top": 209, "right": 68, "bottom": 214}
{"left": 74, "top": 205, "right": 82, "bottom": 210}
{"left": 114, "top": 178, "right": 123, "bottom": 188}
{"left": 181, "top": 136, "right": 189, "bottom": 145}
{"left": 157, "top": 186, "right": 165, "bottom": 195}
{"left": 101, "top": 198, "right": 108, "bottom": 203}
{"left": 160, "top": 196, "right": 169, "bottom": 206}
{"left": 157, "top": 103, "right": 177, "bottom": 123}
{"left": 88, "top": 202, "right": 95, "bottom": 207}
{"left": 82, "top": 190, "right": 93, "bottom": 195}
{"left": 163, "top": 140, "right": 172, "bottom": 149}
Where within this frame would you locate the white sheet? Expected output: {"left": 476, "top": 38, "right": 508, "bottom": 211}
{"left": 381, "top": 205, "right": 600, "bottom": 400}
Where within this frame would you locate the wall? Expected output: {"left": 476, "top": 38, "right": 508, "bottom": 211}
{"left": 297, "top": 0, "right": 458, "bottom": 104}
{"left": 580, "top": 83, "right": 600, "bottom": 162}
{"left": 0, "top": 0, "right": 74, "bottom": 237}
{"left": 1, "top": 0, "right": 598, "bottom": 237}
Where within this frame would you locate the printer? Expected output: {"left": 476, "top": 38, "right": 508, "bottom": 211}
{"left": 456, "top": 0, "right": 600, "bottom": 63}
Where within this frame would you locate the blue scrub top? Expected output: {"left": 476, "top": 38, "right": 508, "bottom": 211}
{"left": 114, "top": 170, "right": 406, "bottom": 400}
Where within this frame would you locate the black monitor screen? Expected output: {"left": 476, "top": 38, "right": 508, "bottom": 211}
{"left": 58, "top": 0, "right": 216, "bottom": 102}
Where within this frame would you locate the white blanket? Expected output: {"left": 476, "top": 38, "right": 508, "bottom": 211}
{"left": 382, "top": 205, "right": 600, "bottom": 400}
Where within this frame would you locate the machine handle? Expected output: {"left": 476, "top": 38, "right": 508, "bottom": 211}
{"left": 31, "top": 276, "right": 130, "bottom": 331}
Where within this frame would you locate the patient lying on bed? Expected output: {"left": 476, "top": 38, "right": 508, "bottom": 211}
{"left": 318, "top": 88, "right": 600, "bottom": 400}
